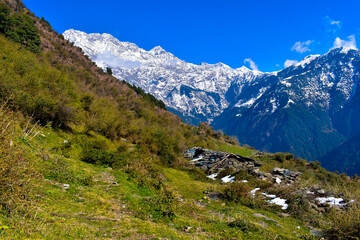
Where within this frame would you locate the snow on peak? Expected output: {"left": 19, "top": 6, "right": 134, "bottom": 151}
{"left": 295, "top": 54, "right": 321, "bottom": 68}
{"left": 150, "top": 46, "right": 166, "bottom": 55}
{"left": 64, "top": 28, "right": 360, "bottom": 126}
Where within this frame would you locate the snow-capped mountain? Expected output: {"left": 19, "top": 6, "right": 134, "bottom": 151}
{"left": 64, "top": 29, "right": 360, "bottom": 174}
{"left": 63, "top": 29, "right": 262, "bottom": 124}
{"left": 214, "top": 47, "right": 360, "bottom": 172}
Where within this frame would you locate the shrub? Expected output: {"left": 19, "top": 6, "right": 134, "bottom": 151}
{"left": 0, "top": 106, "right": 39, "bottom": 215}
{"left": 81, "top": 148, "right": 115, "bottom": 166}
{"left": 309, "top": 161, "right": 322, "bottom": 170}
{"left": 106, "top": 67, "right": 112, "bottom": 75}
{"left": 228, "top": 218, "right": 259, "bottom": 232}
{"left": 184, "top": 167, "right": 209, "bottom": 182}
{"left": 0, "top": 4, "right": 41, "bottom": 53}
{"left": 234, "top": 169, "right": 253, "bottom": 181}
{"left": 324, "top": 204, "right": 360, "bottom": 239}
{"left": 285, "top": 152, "right": 294, "bottom": 160}
{"left": 43, "top": 157, "right": 76, "bottom": 183}
{"left": 273, "top": 153, "right": 286, "bottom": 163}
{"left": 145, "top": 187, "right": 178, "bottom": 221}
{"left": 223, "top": 182, "right": 251, "bottom": 202}
{"left": 217, "top": 168, "right": 235, "bottom": 179}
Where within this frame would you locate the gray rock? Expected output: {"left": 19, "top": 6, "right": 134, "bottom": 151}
{"left": 310, "top": 229, "right": 323, "bottom": 237}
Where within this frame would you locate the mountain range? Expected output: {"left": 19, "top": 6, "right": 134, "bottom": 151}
{"left": 63, "top": 29, "right": 360, "bottom": 175}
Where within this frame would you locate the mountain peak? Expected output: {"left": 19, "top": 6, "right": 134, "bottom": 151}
{"left": 150, "top": 46, "right": 166, "bottom": 55}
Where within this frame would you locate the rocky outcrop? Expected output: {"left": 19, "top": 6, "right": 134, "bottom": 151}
{"left": 186, "top": 147, "right": 303, "bottom": 185}
{"left": 185, "top": 147, "right": 262, "bottom": 173}
{"left": 270, "top": 167, "right": 302, "bottom": 184}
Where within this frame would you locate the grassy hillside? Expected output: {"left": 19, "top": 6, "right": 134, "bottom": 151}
{"left": 0, "top": 1, "right": 359, "bottom": 239}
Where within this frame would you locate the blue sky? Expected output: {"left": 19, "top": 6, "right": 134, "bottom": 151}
{"left": 23, "top": 0, "right": 360, "bottom": 72}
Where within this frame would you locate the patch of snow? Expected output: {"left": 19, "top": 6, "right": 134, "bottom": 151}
{"left": 191, "top": 156, "right": 203, "bottom": 162}
{"left": 295, "top": 55, "right": 320, "bottom": 68}
{"left": 275, "top": 177, "right": 282, "bottom": 184}
{"left": 221, "top": 175, "right": 235, "bottom": 183}
{"left": 268, "top": 197, "right": 288, "bottom": 210}
{"left": 250, "top": 188, "right": 261, "bottom": 197}
{"left": 315, "top": 197, "right": 355, "bottom": 207}
{"left": 280, "top": 80, "right": 292, "bottom": 87}
{"left": 340, "top": 47, "right": 357, "bottom": 54}
{"left": 236, "top": 97, "right": 256, "bottom": 108}
{"left": 207, "top": 173, "right": 218, "bottom": 180}
{"left": 235, "top": 87, "right": 268, "bottom": 108}
{"left": 261, "top": 192, "right": 288, "bottom": 209}
{"left": 269, "top": 98, "right": 278, "bottom": 114}
{"left": 240, "top": 180, "right": 248, "bottom": 183}
{"left": 284, "top": 99, "right": 295, "bottom": 108}
{"left": 261, "top": 193, "right": 276, "bottom": 198}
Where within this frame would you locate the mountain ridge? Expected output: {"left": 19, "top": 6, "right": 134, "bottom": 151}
{"left": 63, "top": 29, "right": 261, "bottom": 125}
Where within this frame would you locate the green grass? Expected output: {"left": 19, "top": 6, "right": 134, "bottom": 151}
{"left": 217, "top": 144, "right": 255, "bottom": 157}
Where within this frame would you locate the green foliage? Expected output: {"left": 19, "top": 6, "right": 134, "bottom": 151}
{"left": 228, "top": 218, "right": 259, "bottom": 233}
{"left": 0, "top": 3, "right": 40, "bottom": 53}
{"left": 0, "top": 105, "right": 39, "bottom": 216}
{"left": 80, "top": 138, "right": 117, "bottom": 166}
{"left": 234, "top": 169, "right": 253, "bottom": 181}
{"left": 183, "top": 167, "right": 209, "bottom": 182}
{"left": 223, "top": 182, "right": 251, "bottom": 203}
{"left": 217, "top": 168, "right": 235, "bottom": 179}
{"left": 106, "top": 67, "right": 112, "bottom": 75}
{"left": 324, "top": 204, "right": 360, "bottom": 239}
{"left": 40, "top": 16, "right": 51, "bottom": 30}
{"left": 309, "top": 160, "right": 322, "bottom": 170}
{"left": 144, "top": 187, "right": 178, "bottom": 221}
{"left": 122, "top": 80, "right": 166, "bottom": 110}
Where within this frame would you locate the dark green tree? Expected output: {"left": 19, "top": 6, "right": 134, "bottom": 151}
{"left": 106, "top": 67, "right": 112, "bottom": 75}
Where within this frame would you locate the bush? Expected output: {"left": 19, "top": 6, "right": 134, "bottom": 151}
{"left": 145, "top": 187, "right": 178, "bottom": 221}
{"left": 106, "top": 67, "right": 112, "bottom": 75}
{"left": 0, "top": 4, "right": 41, "bottom": 53}
{"left": 234, "top": 169, "right": 253, "bottom": 181}
{"left": 0, "top": 107, "right": 39, "bottom": 215}
{"left": 228, "top": 218, "right": 259, "bottom": 232}
{"left": 273, "top": 153, "right": 286, "bottom": 163}
{"left": 81, "top": 148, "right": 115, "bottom": 166}
{"left": 43, "top": 157, "right": 76, "bottom": 183}
{"left": 223, "top": 182, "right": 251, "bottom": 203}
{"left": 217, "top": 168, "right": 235, "bottom": 179}
{"left": 324, "top": 204, "right": 360, "bottom": 239}
{"left": 184, "top": 167, "right": 209, "bottom": 182}
{"left": 309, "top": 161, "right": 322, "bottom": 170}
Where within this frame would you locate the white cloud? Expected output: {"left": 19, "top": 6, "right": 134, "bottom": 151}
{"left": 284, "top": 59, "right": 298, "bottom": 68}
{"left": 95, "top": 51, "right": 141, "bottom": 69}
{"left": 330, "top": 20, "right": 341, "bottom": 28}
{"left": 244, "top": 58, "right": 259, "bottom": 71}
{"left": 291, "top": 40, "right": 313, "bottom": 53}
{"left": 325, "top": 16, "right": 342, "bottom": 33}
{"left": 333, "top": 35, "right": 357, "bottom": 50}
